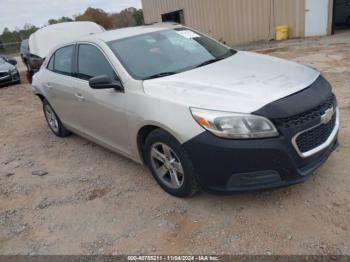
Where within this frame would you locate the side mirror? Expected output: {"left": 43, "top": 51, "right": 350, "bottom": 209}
{"left": 89, "top": 75, "right": 123, "bottom": 91}
{"left": 7, "top": 58, "right": 17, "bottom": 66}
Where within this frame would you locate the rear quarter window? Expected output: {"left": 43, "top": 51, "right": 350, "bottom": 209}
{"left": 47, "top": 55, "right": 54, "bottom": 71}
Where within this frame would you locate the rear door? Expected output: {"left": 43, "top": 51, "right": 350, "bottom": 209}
{"left": 44, "top": 44, "right": 83, "bottom": 130}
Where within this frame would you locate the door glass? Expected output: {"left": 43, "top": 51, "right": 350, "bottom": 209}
{"left": 53, "top": 45, "right": 74, "bottom": 76}
{"left": 47, "top": 55, "right": 54, "bottom": 71}
{"left": 77, "top": 44, "right": 116, "bottom": 80}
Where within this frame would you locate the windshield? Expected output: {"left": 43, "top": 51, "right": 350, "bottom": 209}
{"left": 108, "top": 28, "right": 236, "bottom": 80}
{"left": 0, "top": 57, "right": 5, "bottom": 64}
{"left": 21, "top": 40, "right": 29, "bottom": 53}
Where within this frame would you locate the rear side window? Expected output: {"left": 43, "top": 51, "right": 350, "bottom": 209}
{"left": 48, "top": 45, "right": 74, "bottom": 76}
{"left": 77, "top": 44, "right": 116, "bottom": 80}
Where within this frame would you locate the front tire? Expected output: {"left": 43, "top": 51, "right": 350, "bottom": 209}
{"left": 145, "top": 129, "right": 198, "bottom": 197}
{"left": 43, "top": 99, "right": 70, "bottom": 137}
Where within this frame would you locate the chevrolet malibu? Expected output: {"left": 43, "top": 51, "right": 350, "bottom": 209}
{"left": 32, "top": 24, "right": 339, "bottom": 197}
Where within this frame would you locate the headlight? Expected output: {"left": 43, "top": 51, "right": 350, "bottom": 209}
{"left": 191, "top": 108, "right": 279, "bottom": 139}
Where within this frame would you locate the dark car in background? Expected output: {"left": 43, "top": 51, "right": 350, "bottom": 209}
{"left": 0, "top": 55, "right": 18, "bottom": 67}
{"left": 25, "top": 53, "right": 43, "bottom": 84}
{"left": 20, "top": 39, "right": 30, "bottom": 68}
{"left": 0, "top": 55, "right": 20, "bottom": 87}
{"left": 20, "top": 39, "right": 43, "bottom": 83}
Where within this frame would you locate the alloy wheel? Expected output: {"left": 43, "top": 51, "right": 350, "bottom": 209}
{"left": 44, "top": 104, "right": 59, "bottom": 133}
{"left": 150, "top": 142, "right": 185, "bottom": 189}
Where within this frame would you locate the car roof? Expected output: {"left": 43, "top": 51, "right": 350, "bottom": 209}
{"left": 83, "top": 23, "right": 183, "bottom": 43}
{"left": 44, "top": 23, "right": 184, "bottom": 58}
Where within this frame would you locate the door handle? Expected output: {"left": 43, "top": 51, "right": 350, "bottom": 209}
{"left": 75, "top": 93, "right": 85, "bottom": 102}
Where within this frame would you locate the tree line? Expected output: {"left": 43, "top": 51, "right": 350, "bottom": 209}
{"left": 0, "top": 7, "right": 144, "bottom": 52}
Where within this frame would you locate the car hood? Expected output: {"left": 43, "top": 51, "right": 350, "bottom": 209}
{"left": 0, "top": 62, "right": 14, "bottom": 72}
{"left": 143, "top": 51, "right": 320, "bottom": 113}
{"left": 29, "top": 21, "right": 105, "bottom": 58}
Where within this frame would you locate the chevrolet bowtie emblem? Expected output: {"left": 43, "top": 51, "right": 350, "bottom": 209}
{"left": 321, "top": 107, "right": 334, "bottom": 124}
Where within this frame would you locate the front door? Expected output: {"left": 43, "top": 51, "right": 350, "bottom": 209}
{"left": 72, "top": 43, "right": 130, "bottom": 155}
{"left": 305, "top": 0, "right": 329, "bottom": 36}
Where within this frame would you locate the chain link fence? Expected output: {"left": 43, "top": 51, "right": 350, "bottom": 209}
{"left": 0, "top": 42, "right": 21, "bottom": 56}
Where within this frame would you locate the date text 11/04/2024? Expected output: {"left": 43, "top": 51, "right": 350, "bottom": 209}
{"left": 127, "top": 256, "right": 219, "bottom": 261}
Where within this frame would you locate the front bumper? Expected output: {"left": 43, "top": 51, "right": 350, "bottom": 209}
{"left": 0, "top": 70, "right": 20, "bottom": 86}
{"left": 183, "top": 76, "right": 339, "bottom": 193}
{"left": 183, "top": 130, "right": 338, "bottom": 193}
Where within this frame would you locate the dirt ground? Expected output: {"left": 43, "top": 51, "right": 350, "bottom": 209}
{"left": 1, "top": 31, "right": 350, "bottom": 255}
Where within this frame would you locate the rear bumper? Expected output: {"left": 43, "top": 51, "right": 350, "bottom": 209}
{"left": 183, "top": 131, "right": 338, "bottom": 193}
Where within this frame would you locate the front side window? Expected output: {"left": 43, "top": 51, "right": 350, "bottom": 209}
{"left": 108, "top": 28, "right": 235, "bottom": 80}
{"left": 77, "top": 44, "right": 116, "bottom": 80}
{"left": 52, "top": 45, "right": 74, "bottom": 76}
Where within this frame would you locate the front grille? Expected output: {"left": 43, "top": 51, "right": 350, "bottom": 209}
{"left": 0, "top": 71, "right": 9, "bottom": 78}
{"left": 272, "top": 93, "right": 338, "bottom": 155}
{"left": 295, "top": 113, "right": 336, "bottom": 153}
{"left": 274, "top": 93, "right": 337, "bottom": 129}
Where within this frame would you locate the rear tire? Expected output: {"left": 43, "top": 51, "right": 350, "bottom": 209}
{"left": 145, "top": 129, "right": 198, "bottom": 197}
{"left": 42, "top": 99, "right": 70, "bottom": 137}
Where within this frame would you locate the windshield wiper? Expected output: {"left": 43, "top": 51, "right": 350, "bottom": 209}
{"left": 194, "top": 58, "right": 223, "bottom": 68}
{"left": 194, "top": 49, "right": 237, "bottom": 69}
{"left": 143, "top": 72, "right": 177, "bottom": 80}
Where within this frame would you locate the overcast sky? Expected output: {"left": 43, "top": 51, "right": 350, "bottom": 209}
{"left": 0, "top": 0, "right": 142, "bottom": 32}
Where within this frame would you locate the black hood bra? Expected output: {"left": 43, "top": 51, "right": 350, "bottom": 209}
{"left": 253, "top": 75, "right": 332, "bottom": 119}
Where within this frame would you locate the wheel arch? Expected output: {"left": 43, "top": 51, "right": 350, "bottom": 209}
{"left": 136, "top": 123, "right": 183, "bottom": 165}
{"left": 35, "top": 93, "right": 46, "bottom": 102}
